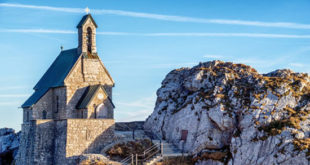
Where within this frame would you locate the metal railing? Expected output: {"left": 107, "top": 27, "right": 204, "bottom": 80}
{"left": 119, "top": 131, "right": 186, "bottom": 165}
{"left": 119, "top": 141, "right": 161, "bottom": 165}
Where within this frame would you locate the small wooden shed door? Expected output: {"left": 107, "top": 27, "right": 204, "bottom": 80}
{"left": 181, "top": 130, "right": 188, "bottom": 141}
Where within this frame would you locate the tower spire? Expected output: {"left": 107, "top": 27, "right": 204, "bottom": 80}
{"left": 77, "top": 13, "right": 98, "bottom": 54}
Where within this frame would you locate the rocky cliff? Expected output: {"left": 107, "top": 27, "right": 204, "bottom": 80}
{"left": 144, "top": 61, "right": 310, "bottom": 165}
{"left": 0, "top": 128, "right": 20, "bottom": 164}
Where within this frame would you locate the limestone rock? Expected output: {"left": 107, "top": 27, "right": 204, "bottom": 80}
{"left": 0, "top": 128, "right": 20, "bottom": 164}
{"left": 144, "top": 61, "right": 310, "bottom": 165}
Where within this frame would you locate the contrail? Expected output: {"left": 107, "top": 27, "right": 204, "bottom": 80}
{"left": 1, "top": 3, "right": 310, "bottom": 29}
{"left": 1, "top": 28, "right": 310, "bottom": 39}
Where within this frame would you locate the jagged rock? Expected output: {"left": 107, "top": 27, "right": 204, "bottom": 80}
{"left": 0, "top": 128, "right": 20, "bottom": 164}
{"left": 144, "top": 61, "right": 310, "bottom": 165}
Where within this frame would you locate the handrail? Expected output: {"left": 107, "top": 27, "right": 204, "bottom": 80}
{"left": 144, "top": 143, "right": 159, "bottom": 154}
{"left": 119, "top": 143, "right": 160, "bottom": 164}
{"left": 119, "top": 131, "right": 167, "bottom": 164}
{"left": 143, "top": 146, "right": 158, "bottom": 156}
{"left": 120, "top": 154, "right": 132, "bottom": 164}
{"left": 144, "top": 149, "right": 160, "bottom": 161}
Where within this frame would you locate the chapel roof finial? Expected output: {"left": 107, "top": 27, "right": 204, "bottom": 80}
{"left": 85, "top": 7, "right": 90, "bottom": 14}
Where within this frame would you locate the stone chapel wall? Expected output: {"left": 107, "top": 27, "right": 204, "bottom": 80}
{"left": 65, "top": 119, "right": 115, "bottom": 158}
{"left": 17, "top": 123, "right": 35, "bottom": 165}
{"left": 31, "top": 87, "right": 66, "bottom": 120}
{"left": 65, "top": 58, "right": 114, "bottom": 118}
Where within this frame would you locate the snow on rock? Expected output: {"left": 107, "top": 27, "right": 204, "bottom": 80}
{"left": 0, "top": 128, "right": 20, "bottom": 163}
{"left": 144, "top": 61, "right": 310, "bottom": 165}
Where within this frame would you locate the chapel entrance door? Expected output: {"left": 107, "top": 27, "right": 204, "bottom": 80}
{"left": 96, "top": 103, "right": 109, "bottom": 118}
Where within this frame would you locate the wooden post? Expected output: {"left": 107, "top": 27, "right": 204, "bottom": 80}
{"left": 131, "top": 154, "right": 134, "bottom": 165}
{"left": 161, "top": 142, "right": 164, "bottom": 156}
{"left": 136, "top": 154, "right": 138, "bottom": 165}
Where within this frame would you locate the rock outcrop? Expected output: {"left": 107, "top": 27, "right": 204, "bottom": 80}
{"left": 0, "top": 128, "right": 20, "bottom": 164}
{"left": 144, "top": 61, "right": 310, "bottom": 165}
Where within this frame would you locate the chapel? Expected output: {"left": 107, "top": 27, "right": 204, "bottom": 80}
{"left": 17, "top": 14, "right": 116, "bottom": 165}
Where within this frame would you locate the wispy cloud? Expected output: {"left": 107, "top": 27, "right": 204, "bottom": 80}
{"left": 0, "top": 3, "right": 83, "bottom": 13}
{"left": 0, "top": 29, "right": 75, "bottom": 34}
{"left": 116, "top": 94, "right": 156, "bottom": 121}
{"left": 0, "top": 101, "right": 21, "bottom": 106}
{"left": 142, "top": 33, "right": 310, "bottom": 38}
{"left": 0, "top": 94, "right": 29, "bottom": 98}
{"left": 290, "top": 63, "right": 305, "bottom": 67}
{"left": 2, "top": 28, "right": 310, "bottom": 39}
{"left": 1, "top": 3, "right": 310, "bottom": 29}
{"left": 118, "top": 95, "right": 156, "bottom": 109}
{"left": 117, "top": 109, "right": 151, "bottom": 122}
{"left": 149, "top": 62, "right": 197, "bottom": 69}
{"left": 0, "top": 86, "right": 26, "bottom": 91}
{"left": 203, "top": 54, "right": 224, "bottom": 59}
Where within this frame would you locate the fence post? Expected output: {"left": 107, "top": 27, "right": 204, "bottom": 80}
{"left": 161, "top": 142, "right": 163, "bottom": 156}
{"left": 136, "top": 154, "right": 138, "bottom": 165}
{"left": 131, "top": 154, "right": 134, "bottom": 165}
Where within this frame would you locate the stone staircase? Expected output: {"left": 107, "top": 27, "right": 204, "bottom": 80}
{"left": 120, "top": 131, "right": 189, "bottom": 165}
{"left": 143, "top": 140, "right": 186, "bottom": 165}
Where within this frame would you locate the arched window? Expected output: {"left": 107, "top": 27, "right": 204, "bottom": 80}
{"left": 42, "top": 110, "right": 47, "bottom": 119}
{"left": 86, "top": 27, "right": 92, "bottom": 53}
{"left": 26, "top": 111, "right": 29, "bottom": 122}
{"left": 55, "top": 96, "right": 59, "bottom": 113}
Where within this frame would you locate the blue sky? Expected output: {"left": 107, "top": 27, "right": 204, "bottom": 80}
{"left": 0, "top": 0, "right": 310, "bottom": 131}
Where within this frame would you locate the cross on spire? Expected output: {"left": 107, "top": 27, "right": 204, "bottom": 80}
{"left": 85, "top": 7, "right": 90, "bottom": 14}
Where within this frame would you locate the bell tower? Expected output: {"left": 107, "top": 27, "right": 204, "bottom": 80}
{"left": 77, "top": 14, "right": 98, "bottom": 54}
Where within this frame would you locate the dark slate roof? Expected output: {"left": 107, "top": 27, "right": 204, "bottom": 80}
{"left": 76, "top": 85, "right": 115, "bottom": 109}
{"left": 76, "top": 14, "right": 98, "bottom": 28}
{"left": 22, "top": 48, "right": 79, "bottom": 108}
{"left": 34, "top": 48, "right": 79, "bottom": 90}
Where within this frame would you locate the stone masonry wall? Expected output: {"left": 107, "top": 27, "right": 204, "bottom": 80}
{"left": 16, "top": 123, "right": 35, "bottom": 165}
{"left": 29, "top": 87, "right": 66, "bottom": 121}
{"left": 65, "top": 119, "right": 114, "bottom": 159}
{"left": 53, "top": 87, "right": 67, "bottom": 120}
{"left": 53, "top": 120, "right": 67, "bottom": 165}
{"left": 18, "top": 119, "right": 113, "bottom": 165}
{"left": 65, "top": 57, "right": 114, "bottom": 119}
{"left": 17, "top": 120, "right": 56, "bottom": 165}
{"left": 32, "top": 120, "right": 55, "bottom": 165}
{"left": 31, "top": 90, "right": 53, "bottom": 120}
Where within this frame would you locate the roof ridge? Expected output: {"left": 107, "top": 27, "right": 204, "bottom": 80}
{"left": 76, "top": 14, "right": 98, "bottom": 28}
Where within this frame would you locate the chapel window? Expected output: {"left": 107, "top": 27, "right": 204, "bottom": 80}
{"left": 55, "top": 96, "right": 59, "bottom": 113}
{"left": 86, "top": 27, "right": 92, "bottom": 53}
{"left": 26, "top": 111, "right": 29, "bottom": 122}
{"left": 42, "top": 110, "right": 47, "bottom": 119}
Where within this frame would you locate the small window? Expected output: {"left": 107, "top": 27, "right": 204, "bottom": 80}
{"left": 42, "top": 110, "right": 47, "bottom": 119}
{"left": 55, "top": 96, "right": 59, "bottom": 113}
{"left": 93, "top": 104, "right": 97, "bottom": 119}
{"left": 26, "top": 111, "right": 29, "bottom": 122}
{"left": 86, "top": 129, "right": 91, "bottom": 140}
{"left": 86, "top": 27, "right": 92, "bottom": 53}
